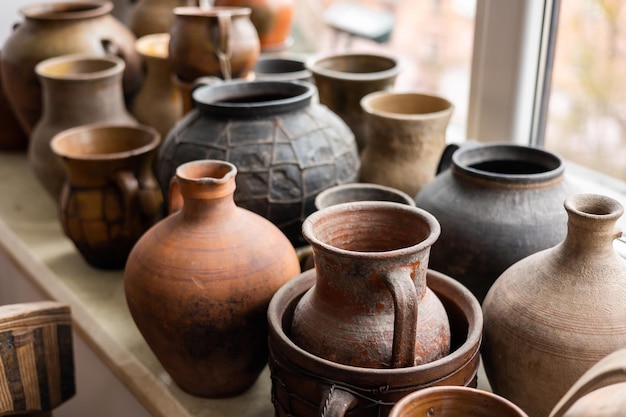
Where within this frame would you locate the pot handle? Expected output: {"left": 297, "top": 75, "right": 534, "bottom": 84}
{"left": 549, "top": 348, "right": 626, "bottom": 417}
{"left": 381, "top": 269, "right": 418, "bottom": 368}
{"left": 319, "top": 385, "right": 358, "bottom": 417}
{"left": 212, "top": 10, "right": 232, "bottom": 80}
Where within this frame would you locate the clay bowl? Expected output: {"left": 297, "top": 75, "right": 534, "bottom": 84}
{"left": 314, "top": 182, "right": 415, "bottom": 210}
{"left": 267, "top": 268, "right": 483, "bottom": 417}
{"left": 389, "top": 386, "right": 529, "bottom": 417}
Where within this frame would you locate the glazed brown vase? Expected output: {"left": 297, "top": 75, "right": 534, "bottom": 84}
{"left": 268, "top": 267, "right": 483, "bottom": 417}
{"left": 30, "top": 54, "right": 138, "bottom": 200}
{"left": 124, "top": 159, "right": 301, "bottom": 398}
{"left": 307, "top": 52, "right": 401, "bottom": 153}
{"left": 414, "top": 143, "right": 580, "bottom": 303}
{"left": 168, "top": 6, "right": 261, "bottom": 82}
{"left": 51, "top": 124, "right": 163, "bottom": 270}
{"left": 0, "top": 1, "right": 143, "bottom": 135}
{"left": 359, "top": 91, "right": 454, "bottom": 196}
{"left": 213, "top": 0, "right": 294, "bottom": 51}
{"left": 291, "top": 201, "right": 451, "bottom": 368}
{"left": 482, "top": 193, "right": 626, "bottom": 417}
{"left": 130, "top": 33, "right": 183, "bottom": 139}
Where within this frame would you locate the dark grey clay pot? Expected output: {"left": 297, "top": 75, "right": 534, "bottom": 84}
{"left": 414, "top": 143, "right": 580, "bottom": 303}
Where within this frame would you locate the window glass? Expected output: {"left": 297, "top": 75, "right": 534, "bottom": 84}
{"left": 543, "top": 0, "right": 626, "bottom": 180}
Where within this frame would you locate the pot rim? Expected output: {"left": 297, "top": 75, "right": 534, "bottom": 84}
{"left": 21, "top": 1, "right": 113, "bottom": 20}
{"left": 35, "top": 53, "right": 125, "bottom": 81}
{"left": 173, "top": 6, "right": 252, "bottom": 17}
{"left": 451, "top": 142, "right": 565, "bottom": 187}
{"left": 267, "top": 268, "right": 483, "bottom": 384}
{"left": 50, "top": 123, "right": 160, "bottom": 161}
{"left": 314, "top": 183, "right": 416, "bottom": 210}
{"left": 306, "top": 51, "right": 401, "bottom": 82}
{"left": 192, "top": 79, "right": 315, "bottom": 117}
{"left": 302, "top": 201, "right": 440, "bottom": 259}
{"left": 360, "top": 91, "right": 454, "bottom": 121}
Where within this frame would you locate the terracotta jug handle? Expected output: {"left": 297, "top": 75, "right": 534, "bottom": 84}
{"left": 168, "top": 176, "right": 184, "bottom": 214}
{"left": 213, "top": 11, "right": 232, "bottom": 80}
{"left": 549, "top": 347, "right": 626, "bottom": 417}
{"left": 114, "top": 170, "right": 141, "bottom": 235}
{"left": 319, "top": 385, "right": 358, "bottom": 417}
{"left": 381, "top": 269, "right": 418, "bottom": 368}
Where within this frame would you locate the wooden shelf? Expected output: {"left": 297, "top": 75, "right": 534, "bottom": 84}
{"left": 0, "top": 152, "right": 274, "bottom": 417}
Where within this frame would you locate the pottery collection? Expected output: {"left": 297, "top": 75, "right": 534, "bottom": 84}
{"left": 124, "top": 159, "right": 300, "bottom": 397}
{"left": 156, "top": 79, "right": 360, "bottom": 247}
{"left": 3, "top": 1, "right": 626, "bottom": 415}
{"left": 30, "top": 54, "right": 138, "bottom": 200}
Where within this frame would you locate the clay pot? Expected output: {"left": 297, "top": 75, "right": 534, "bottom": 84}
{"left": 131, "top": 33, "right": 183, "bottom": 139}
{"left": 253, "top": 55, "right": 312, "bottom": 82}
{"left": 414, "top": 143, "right": 580, "bottom": 303}
{"left": 30, "top": 54, "right": 138, "bottom": 200}
{"left": 213, "top": 0, "right": 294, "bottom": 51}
{"left": 0, "top": 1, "right": 143, "bottom": 135}
{"left": 268, "top": 268, "right": 483, "bottom": 417}
{"left": 129, "top": 0, "right": 195, "bottom": 37}
{"left": 51, "top": 124, "right": 163, "bottom": 270}
{"left": 550, "top": 348, "right": 626, "bottom": 417}
{"left": 314, "top": 183, "right": 415, "bottom": 210}
{"left": 307, "top": 52, "right": 401, "bottom": 153}
{"left": 389, "top": 386, "right": 529, "bottom": 417}
{"left": 124, "top": 159, "right": 301, "bottom": 398}
{"left": 482, "top": 193, "right": 626, "bottom": 417}
{"left": 168, "top": 6, "right": 261, "bottom": 82}
{"left": 359, "top": 91, "right": 454, "bottom": 196}
{"left": 156, "top": 79, "right": 360, "bottom": 247}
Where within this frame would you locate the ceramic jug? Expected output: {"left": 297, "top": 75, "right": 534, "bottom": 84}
{"left": 30, "top": 54, "right": 138, "bottom": 200}
{"left": 51, "top": 124, "right": 163, "bottom": 270}
{"left": 124, "top": 159, "right": 300, "bottom": 397}
{"left": 291, "top": 201, "right": 451, "bottom": 368}
{"left": 168, "top": 6, "right": 261, "bottom": 82}
{"left": 307, "top": 51, "right": 401, "bottom": 153}
{"left": 131, "top": 33, "right": 183, "bottom": 139}
{"left": 414, "top": 143, "right": 580, "bottom": 302}
{"left": 156, "top": 79, "right": 360, "bottom": 247}
{"left": 0, "top": 1, "right": 142, "bottom": 135}
{"left": 359, "top": 91, "right": 454, "bottom": 196}
{"left": 482, "top": 193, "right": 626, "bottom": 417}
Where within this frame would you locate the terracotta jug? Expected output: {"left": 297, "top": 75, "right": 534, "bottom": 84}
{"left": 307, "top": 51, "right": 401, "bottom": 153}
{"left": 131, "top": 33, "right": 183, "bottom": 139}
{"left": 268, "top": 267, "right": 483, "bottom": 417}
{"left": 213, "top": 0, "right": 294, "bottom": 51}
{"left": 168, "top": 6, "right": 260, "bottom": 82}
{"left": 359, "top": 91, "right": 454, "bottom": 196}
{"left": 30, "top": 54, "right": 138, "bottom": 200}
{"left": 482, "top": 193, "right": 626, "bottom": 417}
{"left": 291, "top": 201, "right": 451, "bottom": 368}
{"left": 156, "top": 79, "right": 360, "bottom": 247}
{"left": 124, "top": 159, "right": 301, "bottom": 398}
{"left": 51, "top": 123, "right": 163, "bottom": 270}
{"left": 550, "top": 348, "right": 626, "bottom": 417}
{"left": 389, "top": 386, "right": 530, "bottom": 417}
{"left": 414, "top": 143, "right": 580, "bottom": 303}
{"left": 0, "top": 1, "right": 143, "bottom": 135}
{"left": 129, "top": 0, "right": 196, "bottom": 37}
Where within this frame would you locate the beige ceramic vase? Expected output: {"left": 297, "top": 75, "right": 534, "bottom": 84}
{"left": 131, "top": 33, "right": 183, "bottom": 139}
{"left": 359, "top": 91, "right": 454, "bottom": 197}
{"left": 482, "top": 193, "right": 626, "bottom": 417}
{"left": 30, "top": 54, "right": 137, "bottom": 200}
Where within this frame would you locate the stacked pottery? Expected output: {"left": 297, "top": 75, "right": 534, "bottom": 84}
{"left": 51, "top": 124, "right": 163, "bottom": 269}
{"left": 482, "top": 193, "right": 626, "bottom": 417}
{"left": 359, "top": 91, "right": 454, "bottom": 196}
{"left": 307, "top": 51, "right": 401, "bottom": 153}
{"left": 0, "top": 1, "right": 142, "bottom": 135}
{"left": 414, "top": 143, "right": 580, "bottom": 302}
{"left": 156, "top": 79, "right": 360, "bottom": 247}
{"left": 267, "top": 202, "right": 483, "bottom": 417}
{"left": 30, "top": 54, "right": 137, "bottom": 200}
{"left": 131, "top": 33, "right": 183, "bottom": 139}
{"left": 124, "top": 159, "right": 300, "bottom": 397}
